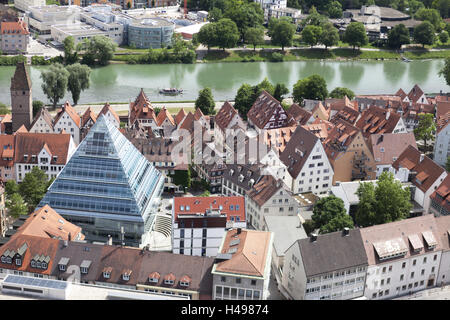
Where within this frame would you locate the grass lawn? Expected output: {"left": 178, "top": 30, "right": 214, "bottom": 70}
{"left": 404, "top": 50, "right": 450, "bottom": 59}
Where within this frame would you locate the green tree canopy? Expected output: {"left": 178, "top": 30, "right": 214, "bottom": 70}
{"left": 414, "top": 21, "right": 437, "bottom": 47}
{"left": 195, "top": 87, "right": 216, "bottom": 115}
{"left": 40, "top": 63, "right": 69, "bottom": 109}
{"left": 433, "top": 0, "right": 450, "bottom": 19}
{"left": 355, "top": 172, "right": 412, "bottom": 227}
{"left": 343, "top": 22, "right": 368, "bottom": 49}
{"left": 415, "top": 8, "right": 443, "bottom": 30}
{"left": 329, "top": 87, "right": 355, "bottom": 99}
{"left": 5, "top": 180, "right": 19, "bottom": 198}
{"left": 66, "top": 63, "right": 91, "bottom": 105}
{"left": 245, "top": 27, "right": 265, "bottom": 51}
{"left": 63, "top": 36, "right": 78, "bottom": 65}
{"left": 312, "top": 195, "right": 354, "bottom": 234}
{"left": 197, "top": 23, "right": 218, "bottom": 51}
{"left": 293, "top": 74, "right": 328, "bottom": 103}
{"left": 224, "top": 2, "right": 264, "bottom": 42}
{"left": 320, "top": 23, "right": 340, "bottom": 49}
{"left": 302, "top": 25, "right": 323, "bottom": 47}
{"left": 234, "top": 83, "right": 254, "bottom": 119}
{"left": 6, "top": 193, "right": 27, "bottom": 219}
{"left": 215, "top": 18, "right": 240, "bottom": 50}
{"left": 269, "top": 17, "right": 296, "bottom": 51}
{"left": 171, "top": 169, "right": 191, "bottom": 190}
{"left": 81, "top": 36, "right": 117, "bottom": 66}
{"left": 387, "top": 24, "right": 411, "bottom": 49}
{"left": 446, "top": 156, "right": 450, "bottom": 171}
{"left": 273, "top": 83, "right": 289, "bottom": 101}
{"left": 327, "top": 1, "right": 343, "bottom": 18}
{"left": 301, "top": 6, "right": 328, "bottom": 27}
{"left": 0, "top": 103, "right": 10, "bottom": 115}
{"left": 414, "top": 113, "right": 436, "bottom": 149}
{"left": 19, "top": 166, "right": 50, "bottom": 212}
{"left": 32, "top": 100, "right": 44, "bottom": 117}
{"left": 439, "top": 57, "right": 450, "bottom": 86}
{"left": 208, "top": 7, "right": 223, "bottom": 22}
{"left": 440, "top": 30, "right": 449, "bottom": 43}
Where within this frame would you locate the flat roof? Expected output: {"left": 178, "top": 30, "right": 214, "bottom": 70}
{"left": 3, "top": 275, "right": 68, "bottom": 290}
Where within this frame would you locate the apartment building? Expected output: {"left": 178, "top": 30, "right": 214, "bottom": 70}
{"left": 360, "top": 215, "right": 443, "bottom": 299}
{"left": 280, "top": 125, "right": 334, "bottom": 195}
{"left": 128, "top": 89, "right": 158, "bottom": 129}
{"left": 433, "top": 111, "right": 450, "bottom": 167}
{"left": 214, "top": 101, "right": 246, "bottom": 152}
{"left": 281, "top": 228, "right": 368, "bottom": 300}
{"left": 1, "top": 20, "right": 29, "bottom": 54}
{"left": 212, "top": 228, "right": 273, "bottom": 300}
{"left": 429, "top": 175, "right": 450, "bottom": 217}
{"left": 245, "top": 174, "right": 299, "bottom": 230}
{"left": 53, "top": 102, "right": 82, "bottom": 145}
{"left": 172, "top": 196, "right": 246, "bottom": 257}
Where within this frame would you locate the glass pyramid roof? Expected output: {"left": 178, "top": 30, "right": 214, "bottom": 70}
{"left": 38, "top": 114, "right": 164, "bottom": 224}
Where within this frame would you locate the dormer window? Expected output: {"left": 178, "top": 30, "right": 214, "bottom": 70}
{"left": 123, "top": 274, "right": 130, "bottom": 281}
{"left": 59, "top": 264, "right": 66, "bottom": 271}
{"left": 42, "top": 262, "right": 47, "bottom": 270}
{"left": 180, "top": 281, "right": 190, "bottom": 287}
{"left": 36, "top": 261, "right": 41, "bottom": 268}
{"left": 103, "top": 271, "right": 111, "bottom": 279}
{"left": 53, "top": 156, "right": 58, "bottom": 162}
{"left": 31, "top": 260, "right": 36, "bottom": 268}
{"left": 15, "top": 258, "right": 21, "bottom": 266}
{"left": 80, "top": 260, "right": 91, "bottom": 274}
{"left": 180, "top": 206, "right": 184, "bottom": 211}
{"left": 186, "top": 206, "right": 190, "bottom": 211}
{"left": 1, "top": 256, "right": 5, "bottom": 263}
{"left": 32, "top": 155, "right": 36, "bottom": 161}
{"left": 164, "top": 279, "right": 174, "bottom": 285}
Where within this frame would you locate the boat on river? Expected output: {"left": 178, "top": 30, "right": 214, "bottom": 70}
{"left": 159, "top": 88, "right": 183, "bottom": 95}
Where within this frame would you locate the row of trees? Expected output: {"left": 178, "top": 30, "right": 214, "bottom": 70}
{"left": 40, "top": 62, "right": 91, "bottom": 107}
{"left": 63, "top": 35, "right": 117, "bottom": 67}
{"left": 309, "top": 172, "right": 412, "bottom": 235}
{"left": 5, "top": 167, "right": 54, "bottom": 218}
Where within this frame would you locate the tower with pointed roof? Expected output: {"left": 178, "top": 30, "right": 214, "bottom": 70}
{"left": 11, "top": 62, "right": 32, "bottom": 132}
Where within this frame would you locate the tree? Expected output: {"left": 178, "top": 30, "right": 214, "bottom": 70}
{"left": 81, "top": 36, "right": 117, "bottom": 66}
{"left": 446, "top": 156, "right": 450, "bottom": 171}
{"left": 6, "top": 193, "right": 27, "bottom": 219}
{"left": 440, "top": 30, "right": 449, "bottom": 43}
{"left": 215, "top": 18, "right": 240, "bottom": 50}
{"left": 311, "top": 195, "right": 354, "bottom": 234}
{"left": 387, "top": 24, "right": 411, "bottom": 49}
{"left": 234, "top": 83, "right": 254, "bottom": 119}
{"left": 224, "top": 2, "right": 264, "bottom": 42}
{"left": 32, "top": 100, "right": 44, "bottom": 117}
{"left": 0, "top": 103, "right": 10, "bottom": 114}
{"left": 302, "top": 25, "right": 323, "bottom": 47}
{"left": 195, "top": 87, "right": 216, "bottom": 115}
{"left": 343, "top": 22, "right": 368, "bottom": 49}
{"left": 415, "top": 8, "right": 442, "bottom": 30}
{"left": 197, "top": 23, "right": 218, "bottom": 51}
{"left": 269, "top": 17, "right": 296, "bottom": 51}
{"left": 293, "top": 74, "right": 328, "bottom": 103}
{"left": 273, "top": 83, "right": 289, "bottom": 101}
{"left": 245, "top": 27, "right": 264, "bottom": 51}
{"left": 252, "top": 77, "right": 275, "bottom": 100}
{"left": 5, "top": 180, "right": 19, "bottom": 198}
{"left": 66, "top": 63, "right": 91, "bottom": 105}
{"left": 414, "top": 113, "right": 436, "bottom": 150}
{"left": 439, "top": 57, "right": 450, "bottom": 86}
{"left": 320, "top": 23, "right": 340, "bottom": 49}
{"left": 329, "top": 87, "right": 355, "bottom": 99}
{"left": 287, "top": 0, "right": 302, "bottom": 9}
{"left": 327, "top": 1, "right": 343, "bottom": 18}
{"left": 171, "top": 169, "right": 191, "bottom": 191}
{"left": 19, "top": 166, "right": 50, "bottom": 212}
{"left": 200, "top": 190, "right": 211, "bottom": 197}
{"left": 414, "top": 21, "right": 436, "bottom": 47}
{"left": 301, "top": 6, "right": 328, "bottom": 27}
{"left": 63, "top": 36, "right": 78, "bottom": 65}
{"left": 40, "top": 63, "right": 69, "bottom": 109}
{"left": 208, "top": 7, "right": 223, "bottom": 22}
{"left": 355, "top": 172, "right": 412, "bottom": 227}
{"left": 433, "top": 0, "right": 450, "bottom": 19}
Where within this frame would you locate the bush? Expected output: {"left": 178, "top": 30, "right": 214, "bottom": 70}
{"left": 0, "top": 55, "right": 26, "bottom": 66}
{"left": 270, "top": 52, "right": 284, "bottom": 62}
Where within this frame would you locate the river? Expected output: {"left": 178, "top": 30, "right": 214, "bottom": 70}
{"left": 0, "top": 59, "right": 447, "bottom": 105}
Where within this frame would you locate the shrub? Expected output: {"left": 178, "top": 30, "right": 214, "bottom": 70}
{"left": 270, "top": 52, "right": 284, "bottom": 62}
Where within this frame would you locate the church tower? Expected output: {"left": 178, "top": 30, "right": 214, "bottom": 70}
{"left": 11, "top": 62, "right": 32, "bottom": 132}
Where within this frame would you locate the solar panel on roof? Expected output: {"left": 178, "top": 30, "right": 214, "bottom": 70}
{"left": 3, "top": 275, "right": 68, "bottom": 290}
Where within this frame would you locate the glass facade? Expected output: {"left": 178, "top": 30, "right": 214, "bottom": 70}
{"left": 38, "top": 115, "right": 164, "bottom": 247}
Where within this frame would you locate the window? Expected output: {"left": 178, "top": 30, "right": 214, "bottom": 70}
{"left": 15, "top": 259, "right": 21, "bottom": 266}
{"left": 421, "top": 269, "right": 425, "bottom": 275}
{"left": 388, "top": 266, "right": 392, "bottom": 272}
{"left": 103, "top": 272, "right": 110, "bottom": 279}
{"left": 434, "top": 254, "right": 438, "bottom": 261}
{"left": 251, "top": 280, "right": 257, "bottom": 286}
{"left": 413, "top": 259, "right": 416, "bottom": 266}
{"left": 423, "top": 257, "right": 427, "bottom": 264}
{"left": 400, "top": 274, "right": 404, "bottom": 281}
{"left": 432, "top": 267, "right": 435, "bottom": 273}
{"left": 402, "top": 262, "right": 406, "bottom": 269}
{"left": 221, "top": 276, "right": 226, "bottom": 282}
{"left": 59, "top": 264, "right": 66, "bottom": 271}
{"left": 410, "top": 272, "right": 414, "bottom": 279}
{"left": 81, "top": 267, "right": 88, "bottom": 274}
{"left": 236, "top": 278, "right": 241, "bottom": 284}
{"left": 382, "top": 267, "right": 386, "bottom": 273}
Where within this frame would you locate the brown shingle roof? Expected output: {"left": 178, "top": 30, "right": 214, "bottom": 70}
{"left": 99, "top": 102, "right": 120, "bottom": 124}
{"left": 247, "top": 175, "right": 289, "bottom": 207}
{"left": 81, "top": 107, "right": 97, "bottom": 128}
{"left": 1, "top": 20, "right": 29, "bottom": 35}
{"left": 247, "top": 91, "right": 294, "bottom": 129}
{"left": 54, "top": 101, "right": 81, "bottom": 128}
{"left": 174, "top": 108, "right": 187, "bottom": 125}
{"left": 14, "top": 132, "right": 72, "bottom": 165}
{"left": 354, "top": 105, "right": 401, "bottom": 138}
{"left": 15, "top": 205, "right": 84, "bottom": 241}
{"left": 215, "top": 229, "right": 272, "bottom": 277}
{"left": 302, "top": 118, "right": 334, "bottom": 141}
{"left": 215, "top": 101, "right": 239, "bottom": 131}
{"left": 408, "top": 84, "right": 425, "bottom": 103}
{"left": 129, "top": 89, "right": 157, "bottom": 125}
{"left": 323, "top": 119, "right": 360, "bottom": 161}
{"left": 286, "top": 103, "right": 312, "bottom": 125}
{"left": 156, "top": 106, "right": 175, "bottom": 127}
{"left": 280, "top": 125, "right": 319, "bottom": 179}
{"left": 369, "top": 133, "right": 417, "bottom": 166}
{"left": 360, "top": 215, "right": 442, "bottom": 265}
{"left": 30, "top": 108, "right": 53, "bottom": 131}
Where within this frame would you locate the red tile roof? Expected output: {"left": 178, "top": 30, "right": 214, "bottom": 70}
{"left": 430, "top": 175, "right": 450, "bottom": 213}
{"left": 286, "top": 103, "right": 312, "bottom": 125}
{"left": 247, "top": 174, "right": 290, "bottom": 207}
{"left": 54, "top": 101, "right": 81, "bottom": 128}
{"left": 323, "top": 119, "right": 360, "bottom": 161}
{"left": 407, "top": 84, "right": 426, "bottom": 103}
{"left": 99, "top": 102, "right": 120, "bottom": 124}
{"left": 302, "top": 118, "right": 334, "bottom": 141}
{"left": 354, "top": 105, "right": 401, "bottom": 138}
{"left": 156, "top": 106, "right": 175, "bottom": 127}
{"left": 129, "top": 89, "right": 157, "bottom": 125}
{"left": 1, "top": 20, "right": 29, "bottom": 35}
{"left": 173, "top": 196, "right": 245, "bottom": 223}
{"left": 369, "top": 133, "right": 417, "bottom": 166}
{"left": 81, "top": 107, "right": 97, "bottom": 127}
{"left": 174, "top": 108, "right": 187, "bottom": 125}
{"left": 215, "top": 101, "right": 239, "bottom": 132}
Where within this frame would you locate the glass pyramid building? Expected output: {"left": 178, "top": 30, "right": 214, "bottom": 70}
{"left": 38, "top": 114, "right": 164, "bottom": 247}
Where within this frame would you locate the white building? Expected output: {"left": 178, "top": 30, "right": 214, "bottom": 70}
{"left": 52, "top": 102, "right": 81, "bottom": 145}
{"left": 14, "top": 0, "right": 45, "bottom": 12}
{"left": 281, "top": 228, "right": 368, "bottom": 300}
{"left": 245, "top": 174, "right": 299, "bottom": 230}
{"left": 280, "top": 125, "right": 334, "bottom": 195}
{"left": 172, "top": 196, "right": 246, "bottom": 257}
{"left": 29, "top": 108, "right": 54, "bottom": 134}
{"left": 360, "top": 215, "right": 443, "bottom": 299}
{"left": 213, "top": 101, "right": 246, "bottom": 154}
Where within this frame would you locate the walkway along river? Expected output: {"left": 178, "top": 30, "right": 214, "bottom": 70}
{"left": 0, "top": 59, "right": 447, "bottom": 105}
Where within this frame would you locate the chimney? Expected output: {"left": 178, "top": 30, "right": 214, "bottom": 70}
{"left": 107, "top": 235, "right": 112, "bottom": 246}
{"left": 311, "top": 233, "right": 317, "bottom": 242}
{"left": 237, "top": 228, "right": 242, "bottom": 235}
{"left": 420, "top": 153, "right": 425, "bottom": 163}
{"left": 385, "top": 111, "right": 390, "bottom": 120}
{"left": 68, "top": 233, "right": 71, "bottom": 242}
{"left": 63, "top": 240, "right": 68, "bottom": 247}
{"left": 343, "top": 227, "right": 350, "bottom": 236}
